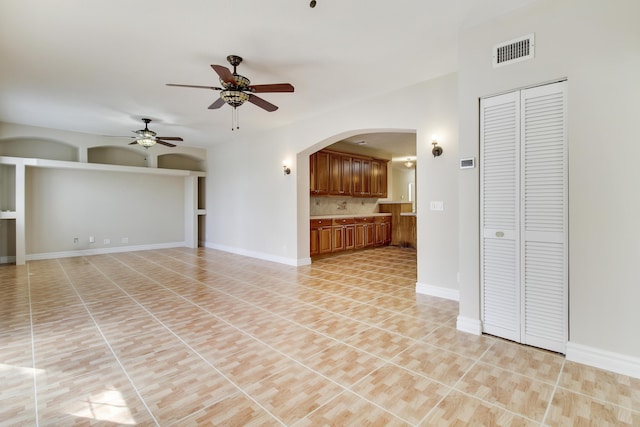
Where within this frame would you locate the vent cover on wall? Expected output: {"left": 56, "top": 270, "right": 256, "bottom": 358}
{"left": 493, "top": 33, "right": 535, "bottom": 68}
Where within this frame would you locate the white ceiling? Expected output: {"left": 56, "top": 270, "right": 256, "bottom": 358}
{"left": 0, "top": 0, "right": 539, "bottom": 152}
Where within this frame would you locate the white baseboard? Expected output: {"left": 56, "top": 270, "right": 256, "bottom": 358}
{"left": 566, "top": 342, "right": 640, "bottom": 379}
{"left": 205, "top": 242, "right": 308, "bottom": 266}
{"left": 456, "top": 316, "right": 483, "bottom": 335}
{"left": 0, "top": 256, "right": 16, "bottom": 264}
{"left": 26, "top": 242, "right": 186, "bottom": 261}
{"left": 415, "top": 282, "right": 459, "bottom": 301}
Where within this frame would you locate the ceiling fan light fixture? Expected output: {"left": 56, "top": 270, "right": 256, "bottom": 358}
{"left": 220, "top": 90, "right": 250, "bottom": 108}
{"left": 137, "top": 137, "right": 156, "bottom": 148}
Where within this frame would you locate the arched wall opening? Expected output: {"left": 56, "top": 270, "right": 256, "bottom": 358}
{"left": 0, "top": 137, "right": 78, "bottom": 161}
{"left": 295, "top": 128, "right": 417, "bottom": 262}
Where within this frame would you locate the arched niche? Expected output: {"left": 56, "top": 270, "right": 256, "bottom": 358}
{"left": 0, "top": 137, "right": 78, "bottom": 161}
{"left": 157, "top": 153, "right": 205, "bottom": 172}
{"left": 88, "top": 146, "right": 146, "bottom": 167}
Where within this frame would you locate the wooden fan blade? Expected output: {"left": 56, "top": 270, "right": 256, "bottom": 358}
{"left": 166, "top": 83, "right": 222, "bottom": 91}
{"left": 156, "top": 136, "right": 183, "bottom": 141}
{"left": 208, "top": 98, "right": 226, "bottom": 109}
{"left": 248, "top": 94, "right": 278, "bottom": 112}
{"left": 249, "top": 83, "right": 294, "bottom": 93}
{"left": 156, "top": 140, "right": 177, "bottom": 148}
{"left": 211, "top": 65, "right": 236, "bottom": 84}
{"left": 128, "top": 141, "right": 138, "bottom": 145}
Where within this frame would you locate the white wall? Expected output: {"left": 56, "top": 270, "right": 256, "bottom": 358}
{"left": 205, "top": 73, "right": 460, "bottom": 292}
{"left": 457, "top": 0, "right": 640, "bottom": 360}
{"left": 25, "top": 167, "right": 185, "bottom": 255}
{"left": 0, "top": 122, "right": 206, "bottom": 260}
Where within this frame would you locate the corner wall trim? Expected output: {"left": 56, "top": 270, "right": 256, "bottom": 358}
{"left": 26, "top": 242, "right": 186, "bottom": 261}
{"left": 566, "top": 342, "right": 640, "bottom": 380}
{"left": 456, "top": 316, "right": 482, "bottom": 335}
{"left": 205, "top": 242, "right": 306, "bottom": 266}
{"left": 415, "top": 282, "right": 459, "bottom": 301}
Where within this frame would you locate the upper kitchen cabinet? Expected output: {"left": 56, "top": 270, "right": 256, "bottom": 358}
{"left": 310, "top": 149, "right": 387, "bottom": 198}
{"left": 310, "top": 151, "right": 330, "bottom": 195}
{"left": 370, "top": 159, "right": 388, "bottom": 198}
{"left": 329, "top": 152, "right": 352, "bottom": 196}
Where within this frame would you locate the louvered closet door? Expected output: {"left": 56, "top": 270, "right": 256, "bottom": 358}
{"left": 521, "top": 82, "right": 568, "bottom": 353}
{"left": 481, "top": 81, "right": 568, "bottom": 354}
{"left": 480, "top": 91, "right": 521, "bottom": 342}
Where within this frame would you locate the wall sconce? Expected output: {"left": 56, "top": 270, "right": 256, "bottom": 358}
{"left": 431, "top": 135, "right": 443, "bottom": 157}
{"left": 283, "top": 161, "right": 291, "bottom": 175}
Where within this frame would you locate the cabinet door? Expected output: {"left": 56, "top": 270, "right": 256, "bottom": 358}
{"left": 374, "top": 222, "right": 383, "bottom": 246}
{"left": 364, "top": 224, "right": 374, "bottom": 247}
{"left": 329, "top": 152, "right": 342, "bottom": 195}
{"left": 314, "top": 151, "right": 330, "bottom": 194}
{"left": 309, "top": 153, "right": 317, "bottom": 194}
{"left": 383, "top": 220, "right": 391, "bottom": 244}
{"left": 344, "top": 225, "right": 355, "bottom": 250}
{"left": 379, "top": 161, "right": 388, "bottom": 198}
{"left": 361, "top": 159, "right": 371, "bottom": 196}
{"left": 352, "top": 158, "right": 362, "bottom": 196}
{"left": 371, "top": 160, "right": 381, "bottom": 196}
{"left": 319, "top": 227, "right": 332, "bottom": 253}
{"left": 332, "top": 226, "right": 344, "bottom": 252}
{"left": 354, "top": 223, "right": 365, "bottom": 248}
{"left": 310, "top": 227, "right": 319, "bottom": 256}
{"left": 340, "top": 155, "right": 352, "bottom": 195}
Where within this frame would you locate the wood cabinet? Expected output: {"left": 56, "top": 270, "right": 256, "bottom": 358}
{"left": 329, "top": 152, "right": 352, "bottom": 195}
{"left": 310, "top": 149, "right": 386, "bottom": 198}
{"left": 354, "top": 217, "right": 375, "bottom": 249}
{"left": 311, "top": 216, "right": 389, "bottom": 257}
{"left": 310, "top": 218, "right": 332, "bottom": 256}
{"left": 310, "top": 151, "right": 330, "bottom": 195}
{"left": 332, "top": 217, "right": 354, "bottom": 252}
{"left": 371, "top": 159, "right": 388, "bottom": 198}
{"left": 375, "top": 216, "right": 391, "bottom": 246}
{"left": 351, "top": 157, "right": 371, "bottom": 197}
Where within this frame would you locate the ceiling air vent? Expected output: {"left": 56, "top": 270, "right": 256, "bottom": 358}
{"left": 493, "top": 33, "right": 534, "bottom": 68}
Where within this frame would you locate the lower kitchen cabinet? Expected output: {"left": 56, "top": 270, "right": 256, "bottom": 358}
{"left": 311, "top": 215, "right": 390, "bottom": 257}
{"left": 310, "top": 219, "right": 333, "bottom": 256}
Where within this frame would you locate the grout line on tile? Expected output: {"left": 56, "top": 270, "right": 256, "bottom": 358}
{"left": 101, "top": 251, "right": 429, "bottom": 423}
{"left": 84, "top": 256, "right": 288, "bottom": 427}
{"left": 55, "top": 258, "right": 161, "bottom": 427}
{"left": 541, "top": 357, "right": 565, "bottom": 426}
{"left": 26, "top": 262, "right": 40, "bottom": 427}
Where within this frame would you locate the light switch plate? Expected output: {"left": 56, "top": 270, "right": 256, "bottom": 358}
{"left": 430, "top": 201, "right": 444, "bottom": 211}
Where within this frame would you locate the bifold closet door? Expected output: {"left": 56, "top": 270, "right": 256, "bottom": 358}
{"left": 480, "top": 90, "right": 521, "bottom": 343}
{"left": 520, "top": 82, "right": 568, "bottom": 353}
{"left": 481, "top": 81, "right": 567, "bottom": 354}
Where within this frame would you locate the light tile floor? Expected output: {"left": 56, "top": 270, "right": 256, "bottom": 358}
{"left": 1, "top": 246, "right": 639, "bottom": 426}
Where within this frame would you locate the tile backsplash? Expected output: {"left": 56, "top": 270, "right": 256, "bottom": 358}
{"left": 310, "top": 197, "right": 379, "bottom": 216}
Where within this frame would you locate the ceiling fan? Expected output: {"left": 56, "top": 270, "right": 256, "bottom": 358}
{"left": 129, "top": 118, "right": 183, "bottom": 148}
{"left": 167, "top": 55, "right": 294, "bottom": 129}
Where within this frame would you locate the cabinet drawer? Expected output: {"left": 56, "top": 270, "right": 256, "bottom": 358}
{"left": 333, "top": 218, "right": 355, "bottom": 225}
{"left": 310, "top": 219, "right": 331, "bottom": 228}
{"left": 375, "top": 216, "right": 391, "bottom": 223}
{"left": 355, "top": 216, "right": 374, "bottom": 223}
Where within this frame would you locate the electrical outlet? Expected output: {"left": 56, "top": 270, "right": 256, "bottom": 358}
{"left": 103, "top": 238, "right": 110, "bottom": 245}
{"left": 73, "top": 237, "right": 78, "bottom": 243}
{"left": 89, "top": 236, "right": 95, "bottom": 243}
{"left": 121, "top": 237, "right": 129, "bottom": 244}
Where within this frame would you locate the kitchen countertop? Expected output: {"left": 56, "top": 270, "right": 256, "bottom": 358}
{"left": 310, "top": 213, "right": 392, "bottom": 220}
